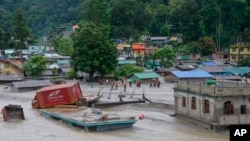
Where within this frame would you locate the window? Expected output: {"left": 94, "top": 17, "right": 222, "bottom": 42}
{"left": 224, "top": 101, "right": 234, "bottom": 115}
{"left": 232, "top": 48, "right": 236, "bottom": 52}
{"left": 191, "top": 97, "right": 196, "bottom": 109}
{"left": 248, "top": 48, "right": 250, "bottom": 52}
{"left": 182, "top": 97, "right": 186, "bottom": 107}
{"left": 203, "top": 99, "right": 210, "bottom": 113}
{"left": 240, "top": 48, "right": 244, "bottom": 52}
{"left": 232, "top": 56, "right": 236, "bottom": 60}
{"left": 241, "top": 105, "right": 247, "bottom": 114}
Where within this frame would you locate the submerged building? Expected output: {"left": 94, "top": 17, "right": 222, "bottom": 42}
{"left": 174, "top": 80, "right": 250, "bottom": 131}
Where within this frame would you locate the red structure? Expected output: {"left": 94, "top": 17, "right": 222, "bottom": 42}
{"left": 32, "top": 81, "right": 83, "bottom": 108}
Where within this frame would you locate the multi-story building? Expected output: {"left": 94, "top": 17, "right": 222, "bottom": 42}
{"left": 174, "top": 80, "right": 250, "bottom": 131}
{"left": 229, "top": 43, "right": 250, "bottom": 62}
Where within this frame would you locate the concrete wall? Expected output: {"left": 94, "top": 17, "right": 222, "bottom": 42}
{"left": 214, "top": 96, "right": 250, "bottom": 125}
{"left": 175, "top": 91, "right": 215, "bottom": 122}
{"left": 175, "top": 81, "right": 250, "bottom": 96}
{"left": 175, "top": 82, "right": 250, "bottom": 126}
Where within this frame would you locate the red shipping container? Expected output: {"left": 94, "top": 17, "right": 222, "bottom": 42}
{"left": 32, "top": 81, "right": 83, "bottom": 108}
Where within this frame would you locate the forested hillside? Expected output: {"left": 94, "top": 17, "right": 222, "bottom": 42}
{"left": 1, "top": 0, "right": 250, "bottom": 50}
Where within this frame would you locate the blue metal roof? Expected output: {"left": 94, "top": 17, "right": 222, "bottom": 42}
{"left": 171, "top": 70, "right": 213, "bottom": 78}
{"left": 201, "top": 61, "right": 216, "bottom": 66}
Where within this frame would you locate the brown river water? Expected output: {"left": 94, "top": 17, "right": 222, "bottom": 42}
{"left": 0, "top": 83, "right": 228, "bottom": 141}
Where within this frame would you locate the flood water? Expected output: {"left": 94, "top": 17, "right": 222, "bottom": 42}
{"left": 0, "top": 83, "right": 228, "bottom": 141}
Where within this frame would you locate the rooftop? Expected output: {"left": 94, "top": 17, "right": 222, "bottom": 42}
{"left": 171, "top": 70, "right": 213, "bottom": 78}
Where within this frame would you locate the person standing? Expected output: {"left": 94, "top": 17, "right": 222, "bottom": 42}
{"left": 123, "top": 79, "right": 127, "bottom": 92}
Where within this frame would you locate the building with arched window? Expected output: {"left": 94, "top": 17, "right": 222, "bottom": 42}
{"left": 174, "top": 80, "right": 250, "bottom": 131}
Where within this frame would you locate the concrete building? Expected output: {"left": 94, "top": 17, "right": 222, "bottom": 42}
{"left": 174, "top": 80, "right": 250, "bottom": 131}
{"left": 229, "top": 43, "right": 250, "bottom": 62}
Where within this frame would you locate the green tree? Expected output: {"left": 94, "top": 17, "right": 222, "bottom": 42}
{"left": 186, "top": 41, "right": 201, "bottom": 54}
{"left": 167, "top": 0, "right": 201, "bottom": 42}
{"left": 23, "top": 55, "right": 47, "bottom": 77}
{"left": 12, "top": 9, "right": 31, "bottom": 49}
{"left": 201, "top": 36, "right": 216, "bottom": 56}
{"left": 79, "top": 0, "right": 110, "bottom": 25}
{"left": 116, "top": 64, "right": 144, "bottom": 78}
{"left": 151, "top": 47, "right": 176, "bottom": 67}
{"left": 71, "top": 21, "right": 118, "bottom": 81}
{"left": 0, "top": 29, "right": 4, "bottom": 49}
{"left": 239, "top": 57, "right": 250, "bottom": 67}
{"left": 57, "top": 38, "right": 74, "bottom": 56}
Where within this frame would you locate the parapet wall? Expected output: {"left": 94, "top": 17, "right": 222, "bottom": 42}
{"left": 174, "top": 81, "right": 250, "bottom": 96}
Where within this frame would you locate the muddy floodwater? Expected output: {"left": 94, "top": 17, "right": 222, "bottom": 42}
{"left": 0, "top": 82, "right": 228, "bottom": 141}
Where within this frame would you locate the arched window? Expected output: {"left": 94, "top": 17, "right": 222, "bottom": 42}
{"left": 224, "top": 101, "right": 234, "bottom": 115}
{"left": 203, "top": 99, "right": 210, "bottom": 113}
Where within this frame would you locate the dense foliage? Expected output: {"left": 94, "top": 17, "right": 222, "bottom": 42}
{"left": 1, "top": 0, "right": 250, "bottom": 51}
{"left": 23, "top": 55, "right": 47, "bottom": 77}
{"left": 116, "top": 64, "right": 144, "bottom": 78}
{"left": 71, "top": 21, "right": 118, "bottom": 80}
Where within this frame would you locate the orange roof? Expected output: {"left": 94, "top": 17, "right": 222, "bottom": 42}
{"left": 132, "top": 43, "right": 146, "bottom": 50}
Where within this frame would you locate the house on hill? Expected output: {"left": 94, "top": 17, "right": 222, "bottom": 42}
{"left": 0, "top": 59, "right": 24, "bottom": 75}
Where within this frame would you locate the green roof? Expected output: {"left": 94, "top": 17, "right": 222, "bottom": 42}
{"left": 118, "top": 60, "right": 136, "bottom": 65}
{"left": 57, "top": 60, "right": 70, "bottom": 64}
{"left": 131, "top": 72, "right": 160, "bottom": 80}
{"left": 224, "top": 67, "right": 250, "bottom": 75}
{"left": 180, "top": 55, "right": 190, "bottom": 60}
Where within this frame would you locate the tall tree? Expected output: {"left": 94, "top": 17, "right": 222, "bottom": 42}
{"left": 23, "top": 55, "right": 47, "bottom": 77}
{"left": 71, "top": 21, "right": 118, "bottom": 81}
{"left": 167, "top": 0, "right": 201, "bottom": 42}
{"left": 12, "top": 9, "right": 31, "bottom": 49}
{"left": 57, "top": 38, "right": 74, "bottom": 56}
{"left": 201, "top": 36, "right": 216, "bottom": 56}
{"left": 151, "top": 47, "right": 176, "bottom": 67}
{"left": 79, "top": 0, "right": 110, "bottom": 25}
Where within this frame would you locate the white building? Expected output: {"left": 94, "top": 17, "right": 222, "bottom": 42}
{"left": 174, "top": 80, "right": 250, "bottom": 131}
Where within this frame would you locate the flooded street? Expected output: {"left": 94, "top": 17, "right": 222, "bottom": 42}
{"left": 0, "top": 82, "right": 228, "bottom": 141}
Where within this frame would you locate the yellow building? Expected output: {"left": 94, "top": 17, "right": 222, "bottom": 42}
{"left": 229, "top": 44, "right": 250, "bottom": 62}
{"left": 0, "top": 59, "right": 24, "bottom": 75}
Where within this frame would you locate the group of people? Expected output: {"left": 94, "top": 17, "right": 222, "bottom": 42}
{"left": 98, "top": 78, "right": 161, "bottom": 91}
{"left": 149, "top": 79, "right": 160, "bottom": 88}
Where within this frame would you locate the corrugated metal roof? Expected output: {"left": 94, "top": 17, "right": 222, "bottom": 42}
{"left": 0, "top": 75, "right": 24, "bottom": 81}
{"left": 199, "top": 66, "right": 226, "bottom": 73}
{"left": 171, "top": 70, "right": 213, "bottom": 78}
{"left": 201, "top": 61, "right": 216, "bottom": 66}
{"left": 224, "top": 67, "right": 250, "bottom": 75}
{"left": 132, "top": 72, "right": 160, "bottom": 79}
{"left": 12, "top": 80, "right": 53, "bottom": 88}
